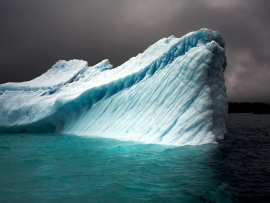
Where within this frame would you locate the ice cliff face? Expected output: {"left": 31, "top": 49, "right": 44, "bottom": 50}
{"left": 0, "top": 28, "right": 227, "bottom": 146}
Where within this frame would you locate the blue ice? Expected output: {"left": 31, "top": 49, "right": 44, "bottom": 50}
{"left": 0, "top": 28, "right": 227, "bottom": 146}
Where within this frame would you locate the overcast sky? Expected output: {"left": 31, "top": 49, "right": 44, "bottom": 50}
{"left": 1, "top": 0, "right": 270, "bottom": 102}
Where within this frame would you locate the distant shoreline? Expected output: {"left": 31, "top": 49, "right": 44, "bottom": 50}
{"left": 228, "top": 102, "right": 270, "bottom": 114}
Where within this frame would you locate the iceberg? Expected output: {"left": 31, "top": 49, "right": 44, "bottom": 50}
{"left": 0, "top": 28, "right": 227, "bottom": 146}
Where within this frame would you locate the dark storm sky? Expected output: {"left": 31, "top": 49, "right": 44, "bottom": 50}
{"left": 1, "top": 0, "right": 270, "bottom": 102}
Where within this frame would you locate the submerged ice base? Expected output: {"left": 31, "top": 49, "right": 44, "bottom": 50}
{"left": 0, "top": 28, "right": 227, "bottom": 146}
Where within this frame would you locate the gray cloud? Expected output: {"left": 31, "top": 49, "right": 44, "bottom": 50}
{"left": 0, "top": 0, "right": 270, "bottom": 102}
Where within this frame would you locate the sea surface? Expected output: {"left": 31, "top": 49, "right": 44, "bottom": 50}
{"left": 0, "top": 114, "right": 269, "bottom": 203}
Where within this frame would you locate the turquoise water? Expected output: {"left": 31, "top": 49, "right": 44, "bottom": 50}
{"left": 0, "top": 136, "right": 233, "bottom": 202}
{"left": 1, "top": 114, "right": 270, "bottom": 202}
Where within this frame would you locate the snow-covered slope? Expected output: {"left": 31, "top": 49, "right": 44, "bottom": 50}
{"left": 0, "top": 28, "right": 227, "bottom": 146}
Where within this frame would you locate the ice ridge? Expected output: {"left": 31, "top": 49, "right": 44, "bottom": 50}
{"left": 0, "top": 28, "right": 227, "bottom": 146}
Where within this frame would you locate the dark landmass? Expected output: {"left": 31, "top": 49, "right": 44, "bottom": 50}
{"left": 228, "top": 102, "right": 270, "bottom": 114}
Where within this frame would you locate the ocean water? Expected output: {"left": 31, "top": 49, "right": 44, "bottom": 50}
{"left": 0, "top": 114, "right": 269, "bottom": 203}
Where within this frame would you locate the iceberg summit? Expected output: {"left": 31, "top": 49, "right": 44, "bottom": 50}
{"left": 0, "top": 28, "right": 227, "bottom": 146}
